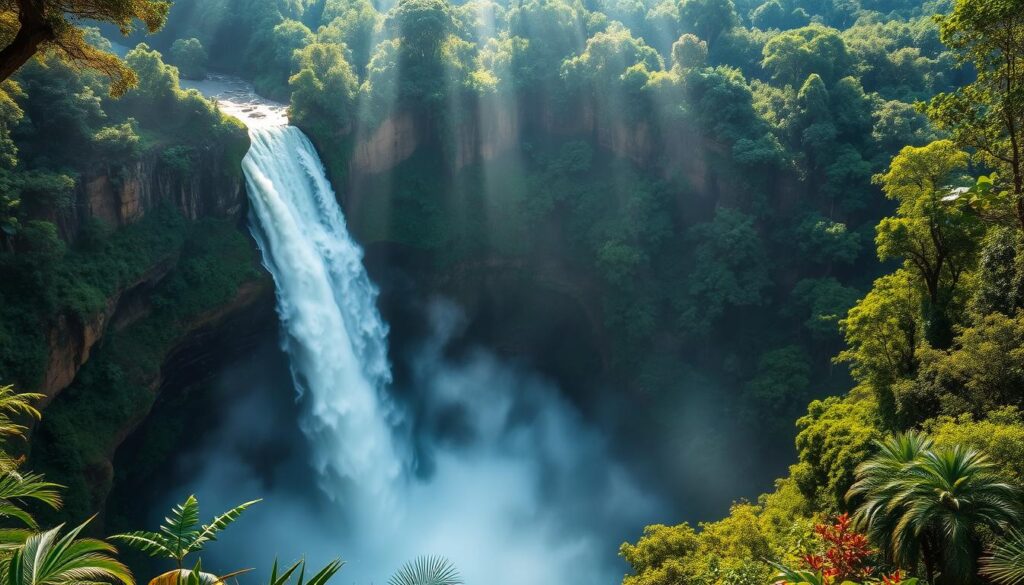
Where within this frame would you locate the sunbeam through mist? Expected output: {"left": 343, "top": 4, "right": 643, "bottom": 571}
{"left": 164, "top": 109, "right": 665, "bottom": 584}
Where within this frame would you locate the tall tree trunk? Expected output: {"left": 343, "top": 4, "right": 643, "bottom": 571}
{"left": 922, "top": 537, "right": 938, "bottom": 584}
{"left": 0, "top": 0, "right": 53, "bottom": 82}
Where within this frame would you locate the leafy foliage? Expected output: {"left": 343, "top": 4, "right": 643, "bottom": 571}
{"left": 168, "top": 39, "right": 209, "bottom": 80}
{"left": 981, "top": 529, "right": 1024, "bottom": 585}
{"left": 0, "top": 0, "right": 170, "bottom": 95}
{"left": 874, "top": 140, "right": 981, "bottom": 346}
{"left": 1, "top": 520, "right": 133, "bottom": 585}
{"left": 927, "top": 0, "right": 1024, "bottom": 227}
{"left": 676, "top": 207, "right": 771, "bottom": 336}
{"left": 112, "top": 495, "right": 259, "bottom": 567}
{"left": 848, "top": 432, "right": 1022, "bottom": 582}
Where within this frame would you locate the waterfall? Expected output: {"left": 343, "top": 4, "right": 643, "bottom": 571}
{"left": 241, "top": 125, "right": 405, "bottom": 502}
{"left": 209, "top": 110, "right": 661, "bottom": 585}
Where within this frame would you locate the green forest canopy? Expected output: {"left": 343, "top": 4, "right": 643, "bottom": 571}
{"left": 0, "top": 0, "right": 1024, "bottom": 582}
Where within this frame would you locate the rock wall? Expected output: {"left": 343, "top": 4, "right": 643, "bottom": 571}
{"left": 349, "top": 111, "right": 420, "bottom": 175}
{"left": 57, "top": 142, "right": 246, "bottom": 241}
{"left": 40, "top": 257, "right": 176, "bottom": 402}
{"left": 93, "top": 278, "right": 275, "bottom": 524}
{"left": 450, "top": 96, "right": 521, "bottom": 172}
{"left": 344, "top": 94, "right": 732, "bottom": 203}
{"left": 39, "top": 142, "right": 250, "bottom": 403}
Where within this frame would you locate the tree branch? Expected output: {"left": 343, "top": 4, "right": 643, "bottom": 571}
{"left": 0, "top": 0, "right": 54, "bottom": 82}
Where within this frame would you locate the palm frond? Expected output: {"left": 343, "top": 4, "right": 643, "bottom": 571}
{"left": 0, "top": 472, "right": 64, "bottom": 508}
{"left": 388, "top": 556, "right": 462, "bottom": 585}
{"left": 0, "top": 528, "right": 32, "bottom": 550}
{"left": 848, "top": 431, "right": 1023, "bottom": 580}
{"left": 4, "top": 518, "right": 133, "bottom": 585}
{"left": 0, "top": 386, "right": 43, "bottom": 420}
{"left": 267, "top": 559, "right": 302, "bottom": 585}
{"left": 0, "top": 471, "right": 62, "bottom": 532}
{"left": 147, "top": 567, "right": 222, "bottom": 585}
{"left": 982, "top": 529, "right": 1024, "bottom": 585}
{"left": 0, "top": 386, "right": 43, "bottom": 442}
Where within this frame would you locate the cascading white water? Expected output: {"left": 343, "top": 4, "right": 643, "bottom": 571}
{"left": 186, "top": 84, "right": 663, "bottom": 584}
{"left": 242, "top": 125, "right": 405, "bottom": 502}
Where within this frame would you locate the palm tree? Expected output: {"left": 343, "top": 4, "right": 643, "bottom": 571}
{"left": 111, "top": 495, "right": 259, "bottom": 571}
{"left": 389, "top": 556, "right": 462, "bottom": 585}
{"left": 0, "top": 519, "right": 132, "bottom": 585}
{"left": 0, "top": 385, "right": 61, "bottom": 542}
{"left": 0, "top": 386, "right": 43, "bottom": 436}
{"left": 847, "top": 433, "right": 1022, "bottom": 584}
{"left": 0, "top": 471, "right": 62, "bottom": 539}
{"left": 0, "top": 385, "right": 45, "bottom": 473}
{"left": 847, "top": 432, "right": 934, "bottom": 574}
{"left": 981, "top": 529, "right": 1024, "bottom": 585}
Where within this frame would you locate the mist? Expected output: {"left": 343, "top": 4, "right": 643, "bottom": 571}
{"left": 156, "top": 298, "right": 665, "bottom": 585}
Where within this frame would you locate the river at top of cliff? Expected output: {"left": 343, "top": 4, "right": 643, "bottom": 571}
{"left": 106, "top": 38, "right": 287, "bottom": 128}
{"left": 181, "top": 75, "right": 288, "bottom": 128}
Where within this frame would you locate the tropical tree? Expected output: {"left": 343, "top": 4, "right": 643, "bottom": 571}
{"left": 927, "top": 0, "right": 1024, "bottom": 228}
{"left": 0, "top": 0, "right": 169, "bottom": 93}
{"left": 847, "top": 432, "right": 935, "bottom": 565}
{"left": 0, "top": 385, "right": 60, "bottom": 534}
{"left": 837, "top": 270, "right": 921, "bottom": 422}
{"left": 168, "top": 38, "right": 208, "bottom": 80}
{"left": 386, "top": 0, "right": 457, "bottom": 105}
{"left": 675, "top": 207, "right": 772, "bottom": 336}
{"left": 762, "top": 25, "right": 853, "bottom": 86}
{"left": 389, "top": 556, "right": 462, "bottom": 585}
{"left": 670, "top": 34, "right": 707, "bottom": 72}
{"left": 0, "top": 519, "right": 132, "bottom": 585}
{"left": 0, "top": 385, "right": 43, "bottom": 470}
{"left": 678, "top": 0, "right": 737, "bottom": 46}
{"left": 848, "top": 433, "right": 1022, "bottom": 583}
{"left": 0, "top": 472, "right": 61, "bottom": 533}
{"left": 111, "top": 495, "right": 259, "bottom": 570}
{"left": 874, "top": 140, "right": 983, "bottom": 348}
{"left": 0, "top": 385, "right": 41, "bottom": 442}
{"left": 288, "top": 42, "right": 359, "bottom": 131}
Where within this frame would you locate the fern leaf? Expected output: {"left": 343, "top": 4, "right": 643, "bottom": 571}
{"left": 108, "top": 532, "right": 175, "bottom": 559}
{"left": 190, "top": 499, "right": 260, "bottom": 552}
{"left": 159, "top": 495, "right": 201, "bottom": 556}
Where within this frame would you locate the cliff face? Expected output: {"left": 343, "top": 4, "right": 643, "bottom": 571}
{"left": 91, "top": 277, "right": 275, "bottom": 525}
{"left": 40, "top": 257, "right": 176, "bottom": 402}
{"left": 338, "top": 96, "right": 733, "bottom": 372}
{"left": 57, "top": 142, "right": 246, "bottom": 241}
{"left": 38, "top": 142, "right": 254, "bottom": 405}
{"left": 344, "top": 94, "right": 735, "bottom": 205}
{"left": 350, "top": 111, "right": 420, "bottom": 175}
{"left": 26, "top": 136, "right": 276, "bottom": 526}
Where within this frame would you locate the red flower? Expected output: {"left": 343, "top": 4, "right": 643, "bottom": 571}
{"left": 801, "top": 514, "right": 877, "bottom": 582}
{"left": 881, "top": 570, "right": 903, "bottom": 584}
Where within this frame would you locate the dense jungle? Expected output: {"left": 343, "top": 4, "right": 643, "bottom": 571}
{"left": 1, "top": 0, "right": 1024, "bottom": 582}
